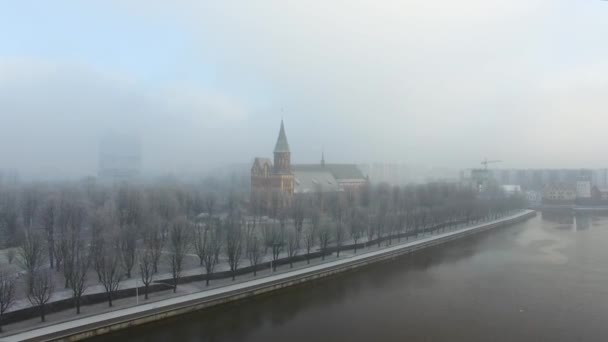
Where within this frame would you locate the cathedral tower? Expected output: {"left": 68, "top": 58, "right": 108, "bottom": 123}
{"left": 273, "top": 120, "right": 291, "bottom": 174}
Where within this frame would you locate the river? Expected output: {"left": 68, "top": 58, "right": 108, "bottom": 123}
{"left": 94, "top": 212, "right": 608, "bottom": 342}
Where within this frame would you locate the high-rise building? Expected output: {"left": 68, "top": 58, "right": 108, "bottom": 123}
{"left": 98, "top": 133, "right": 142, "bottom": 182}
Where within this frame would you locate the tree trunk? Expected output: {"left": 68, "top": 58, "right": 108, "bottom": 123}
{"left": 253, "top": 268, "right": 257, "bottom": 276}
{"left": 40, "top": 305, "right": 46, "bottom": 322}
{"left": 206, "top": 278, "right": 210, "bottom": 286}
{"left": 108, "top": 293, "right": 113, "bottom": 307}
{"left": 76, "top": 298, "right": 81, "bottom": 314}
{"left": 144, "top": 285, "right": 149, "bottom": 300}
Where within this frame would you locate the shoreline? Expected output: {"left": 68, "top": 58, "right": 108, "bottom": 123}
{"left": 1, "top": 210, "right": 536, "bottom": 342}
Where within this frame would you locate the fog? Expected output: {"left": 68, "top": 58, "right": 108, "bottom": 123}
{"left": 1, "top": 0, "right": 607, "bottom": 179}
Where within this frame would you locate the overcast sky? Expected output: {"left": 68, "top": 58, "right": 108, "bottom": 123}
{"left": 1, "top": 1, "right": 607, "bottom": 179}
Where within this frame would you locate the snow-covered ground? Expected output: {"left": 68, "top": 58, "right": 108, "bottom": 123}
{"left": 1, "top": 210, "right": 534, "bottom": 341}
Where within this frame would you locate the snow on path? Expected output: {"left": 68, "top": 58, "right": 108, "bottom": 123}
{"left": 1, "top": 210, "right": 534, "bottom": 342}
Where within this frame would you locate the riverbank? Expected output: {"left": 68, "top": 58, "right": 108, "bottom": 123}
{"left": 1, "top": 210, "right": 535, "bottom": 342}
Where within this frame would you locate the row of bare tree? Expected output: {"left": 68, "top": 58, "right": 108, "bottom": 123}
{"left": 0, "top": 179, "right": 526, "bottom": 330}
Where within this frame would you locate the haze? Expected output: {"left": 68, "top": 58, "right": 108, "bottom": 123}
{"left": 1, "top": 1, "right": 607, "bottom": 180}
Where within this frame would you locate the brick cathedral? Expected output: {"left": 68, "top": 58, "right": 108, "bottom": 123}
{"left": 251, "top": 120, "right": 368, "bottom": 210}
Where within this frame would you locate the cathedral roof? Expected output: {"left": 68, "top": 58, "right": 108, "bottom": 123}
{"left": 253, "top": 157, "right": 272, "bottom": 170}
{"left": 274, "top": 120, "right": 290, "bottom": 153}
{"left": 293, "top": 164, "right": 366, "bottom": 181}
{"left": 293, "top": 170, "right": 340, "bottom": 193}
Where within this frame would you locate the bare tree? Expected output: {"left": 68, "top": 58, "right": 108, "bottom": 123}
{"left": 365, "top": 208, "right": 376, "bottom": 248}
{"left": 246, "top": 231, "right": 265, "bottom": 276}
{"left": 0, "top": 190, "right": 19, "bottom": 247}
{"left": 202, "top": 223, "right": 223, "bottom": 286}
{"left": 116, "top": 186, "right": 145, "bottom": 279}
{"left": 142, "top": 217, "right": 166, "bottom": 274}
{"left": 138, "top": 248, "right": 155, "bottom": 300}
{"left": 167, "top": 217, "right": 190, "bottom": 293}
{"left": 203, "top": 192, "right": 217, "bottom": 219}
{"left": 327, "top": 193, "right": 346, "bottom": 257}
{"left": 334, "top": 221, "right": 345, "bottom": 258}
{"left": 303, "top": 220, "right": 317, "bottom": 264}
{"left": 285, "top": 226, "right": 300, "bottom": 268}
{"left": 318, "top": 217, "right": 332, "bottom": 260}
{"left": 6, "top": 249, "right": 15, "bottom": 264}
{"left": 291, "top": 197, "right": 305, "bottom": 246}
{"left": 224, "top": 217, "right": 243, "bottom": 281}
{"left": 69, "top": 243, "right": 91, "bottom": 314}
{"left": 349, "top": 208, "right": 365, "bottom": 253}
{"left": 117, "top": 224, "right": 137, "bottom": 279}
{"left": 98, "top": 240, "right": 123, "bottom": 307}
{"left": 89, "top": 205, "right": 115, "bottom": 282}
{"left": 27, "top": 269, "right": 55, "bottom": 322}
{"left": 374, "top": 184, "right": 390, "bottom": 247}
{"left": 20, "top": 185, "right": 40, "bottom": 230}
{"left": 60, "top": 199, "right": 87, "bottom": 289}
{"left": 40, "top": 197, "right": 56, "bottom": 269}
{"left": 0, "top": 269, "right": 16, "bottom": 332}
{"left": 268, "top": 221, "right": 285, "bottom": 271}
{"left": 17, "top": 229, "right": 47, "bottom": 290}
{"left": 193, "top": 222, "right": 208, "bottom": 266}
{"left": 90, "top": 231, "right": 104, "bottom": 283}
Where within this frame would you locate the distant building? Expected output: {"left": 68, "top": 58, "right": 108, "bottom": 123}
{"left": 460, "top": 168, "right": 496, "bottom": 193}
{"left": 591, "top": 186, "right": 608, "bottom": 202}
{"left": 0, "top": 169, "right": 19, "bottom": 186}
{"left": 525, "top": 190, "right": 542, "bottom": 206}
{"left": 501, "top": 184, "right": 522, "bottom": 196}
{"left": 576, "top": 178, "right": 592, "bottom": 199}
{"left": 98, "top": 133, "right": 142, "bottom": 182}
{"left": 543, "top": 184, "right": 576, "bottom": 204}
{"left": 251, "top": 121, "right": 368, "bottom": 211}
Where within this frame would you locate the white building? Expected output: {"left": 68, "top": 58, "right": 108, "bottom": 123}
{"left": 576, "top": 179, "right": 591, "bottom": 199}
{"left": 501, "top": 184, "right": 522, "bottom": 196}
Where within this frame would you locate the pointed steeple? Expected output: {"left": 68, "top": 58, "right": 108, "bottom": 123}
{"left": 274, "top": 120, "right": 290, "bottom": 153}
{"left": 321, "top": 148, "right": 325, "bottom": 166}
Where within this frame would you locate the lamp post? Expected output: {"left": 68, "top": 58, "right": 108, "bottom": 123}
{"left": 135, "top": 263, "right": 140, "bottom": 306}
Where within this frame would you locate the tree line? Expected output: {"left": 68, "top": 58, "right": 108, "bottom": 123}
{"left": 0, "top": 179, "right": 526, "bottom": 330}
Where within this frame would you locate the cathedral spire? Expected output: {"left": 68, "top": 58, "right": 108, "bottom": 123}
{"left": 274, "top": 119, "right": 290, "bottom": 153}
{"left": 321, "top": 147, "right": 325, "bottom": 166}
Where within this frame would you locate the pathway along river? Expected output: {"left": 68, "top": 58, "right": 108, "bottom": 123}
{"left": 94, "top": 211, "right": 608, "bottom": 342}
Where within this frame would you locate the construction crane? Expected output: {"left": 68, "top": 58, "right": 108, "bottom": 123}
{"left": 481, "top": 158, "right": 501, "bottom": 170}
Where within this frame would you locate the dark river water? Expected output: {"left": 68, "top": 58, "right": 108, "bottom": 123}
{"left": 96, "top": 212, "right": 608, "bottom": 342}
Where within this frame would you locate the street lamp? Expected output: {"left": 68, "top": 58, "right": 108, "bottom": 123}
{"left": 135, "top": 262, "right": 141, "bottom": 306}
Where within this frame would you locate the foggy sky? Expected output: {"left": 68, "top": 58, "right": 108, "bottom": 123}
{"left": 1, "top": 1, "right": 607, "bottom": 179}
